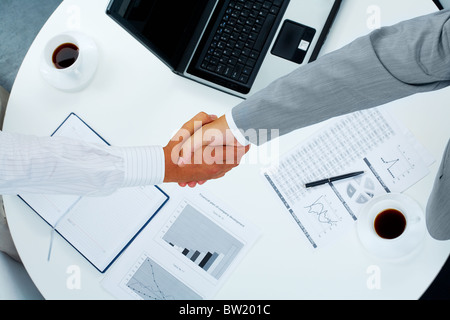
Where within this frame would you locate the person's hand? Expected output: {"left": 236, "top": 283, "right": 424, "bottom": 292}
{"left": 163, "top": 112, "right": 249, "bottom": 187}
{"left": 177, "top": 114, "right": 245, "bottom": 164}
{"left": 176, "top": 114, "right": 249, "bottom": 187}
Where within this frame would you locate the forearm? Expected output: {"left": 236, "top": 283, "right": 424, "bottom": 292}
{"left": 0, "top": 111, "right": 243, "bottom": 195}
{"left": 232, "top": 10, "right": 450, "bottom": 145}
{"left": 0, "top": 132, "right": 164, "bottom": 196}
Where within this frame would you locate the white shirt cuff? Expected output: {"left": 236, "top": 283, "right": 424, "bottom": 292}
{"left": 225, "top": 109, "right": 250, "bottom": 146}
{"left": 120, "top": 145, "right": 165, "bottom": 187}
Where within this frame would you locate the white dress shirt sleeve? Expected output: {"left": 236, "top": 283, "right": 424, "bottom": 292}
{"left": 0, "top": 131, "right": 165, "bottom": 196}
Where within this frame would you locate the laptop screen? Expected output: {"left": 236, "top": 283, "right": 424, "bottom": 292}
{"left": 107, "top": 0, "right": 213, "bottom": 68}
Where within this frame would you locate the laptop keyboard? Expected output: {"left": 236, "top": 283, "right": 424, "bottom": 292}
{"left": 200, "top": 0, "right": 287, "bottom": 85}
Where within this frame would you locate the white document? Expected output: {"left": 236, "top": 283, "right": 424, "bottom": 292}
{"left": 102, "top": 188, "right": 261, "bottom": 300}
{"left": 19, "top": 114, "right": 168, "bottom": 272}
{"left": 263, "top": 108, "right": 433, "bottom": 248}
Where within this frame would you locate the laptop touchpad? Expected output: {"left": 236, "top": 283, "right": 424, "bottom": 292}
{"left": 271, "top": 20, "right": 316, "bottom": 64}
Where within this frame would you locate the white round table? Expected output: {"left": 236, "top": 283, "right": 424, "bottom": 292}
{"left": 3, "top": 0, "right": 450, "bottom": 299}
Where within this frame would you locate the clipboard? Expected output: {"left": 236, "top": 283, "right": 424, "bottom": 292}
{"left": 19, "top": 113, "right": 169, "bottom": 273}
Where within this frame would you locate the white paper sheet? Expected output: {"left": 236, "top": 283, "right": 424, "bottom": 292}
{"left": 263, "top": 108, "right": 433, "bottom": 248}
{"left": 102, "top": 188, "right": 261, "bottom": 300}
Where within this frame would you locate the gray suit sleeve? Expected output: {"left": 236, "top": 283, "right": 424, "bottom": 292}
{"left": 232, "top": 9, "right": 450, "bottom": 145}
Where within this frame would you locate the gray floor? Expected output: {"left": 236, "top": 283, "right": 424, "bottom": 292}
{"left": 0, "top": 0, "right": 63, "bottom": 92}
{"left": 0, "top": 0, "right": 61, "bottom": 300}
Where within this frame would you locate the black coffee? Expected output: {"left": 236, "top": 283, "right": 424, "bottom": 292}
{"left": 52, "top": 43, "right": 79, "bottom": 69}
{"left": 374, "top": 208, "right": 406, "bottom": 239}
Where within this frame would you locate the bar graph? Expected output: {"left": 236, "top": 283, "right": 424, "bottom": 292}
{"left": 160, "top": 202, "right": 244, "bottom": 280}
{"left": 167, "top": 242, "right": 230, "bottom": 277}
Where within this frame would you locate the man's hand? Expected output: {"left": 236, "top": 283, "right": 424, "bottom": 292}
{"left": 163, "top": 112, "right": 249, "bottom": 187}
{"left": 175, "top": 114, "right": 248, "bottom": 187}
{"left": 177, "top": 114, "right": 245, "bottom": 166}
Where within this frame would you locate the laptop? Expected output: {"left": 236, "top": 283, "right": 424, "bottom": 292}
{"left": 106, "top": 0, "right": 342, "bottom": 98}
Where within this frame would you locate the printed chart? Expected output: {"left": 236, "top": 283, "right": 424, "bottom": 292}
{"left": 159, "top": 202, "right": 244, "bottom": 280}
{"left": 124, "top": 254, "right": 202, "bottom": 300}
{"left": 345, "top": 174, "right": 376, "bottom": 205}
{"left": 102, "top": 189, "right": 260, "bottom": 300}
{"left": 380, "top": 144, "right": 418, "bottom": 182}
{"left": 263, "top": 108, "right": 432, "bottom": 248}
{"left": 304, "top": 195, "right": 341, "bottom": 228}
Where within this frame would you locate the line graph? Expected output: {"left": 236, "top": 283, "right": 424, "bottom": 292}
{"left": 383, "top": 158, "right": 400, "bottom": 170}
{"left": 304, "top": 196, "right": 340, "bottom": 226}
{"left": 380, "top": 145, "right": 415, "bottom": 180}
{"left": 124, "top": 255, "right": 202, "bottom": 300}
{"left": 300, "top": 193, "right": 345, "bottom": 241}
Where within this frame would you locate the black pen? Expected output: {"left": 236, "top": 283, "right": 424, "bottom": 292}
{"left": 304, "top": 171, "right": 365, "bottom": 188}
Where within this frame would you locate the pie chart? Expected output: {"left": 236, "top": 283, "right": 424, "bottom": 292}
{"left": 346, "top": 175, "right": 376, "bottom": 204}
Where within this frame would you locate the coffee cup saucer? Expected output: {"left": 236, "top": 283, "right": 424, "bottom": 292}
{"left": 356, "top": 193, "right": 426, "bottom": 261}
{"left": 40, "top": 31, "right": 99, "bottom": 92}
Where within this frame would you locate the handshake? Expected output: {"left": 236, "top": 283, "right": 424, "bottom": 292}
{"left": 162, "top": 112, "right": 250, "bottom": 187}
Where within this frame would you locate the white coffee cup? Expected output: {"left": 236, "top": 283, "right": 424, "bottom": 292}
{"left": 357, "top": 193, "right": 426, "bottom": 260}
{"left": 40, "top": 31, "right": 98, "bottom": 92}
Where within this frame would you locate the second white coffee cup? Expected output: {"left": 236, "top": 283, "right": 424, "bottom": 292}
{"left": 357, "top": 193, "right": 426, "bottom": 260}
